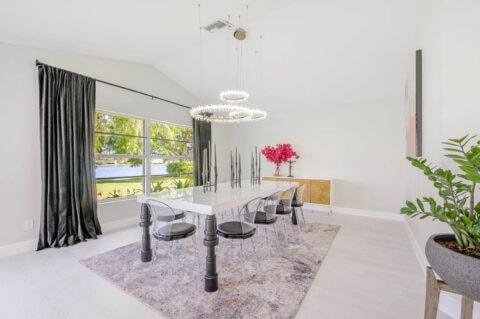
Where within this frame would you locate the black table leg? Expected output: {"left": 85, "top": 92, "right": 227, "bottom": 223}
{"left": 291, "top": 207, "right": 298, "bottom": 225}
{"left": 140, "top": 203, "right": 152, "bottom": 262}
{"left": 204, "top": 215, "right": 219, "bottom": 292}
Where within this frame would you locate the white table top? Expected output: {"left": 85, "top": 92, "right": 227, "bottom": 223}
{"left": 137, "top": 180, "right": 298, "bottom": 215}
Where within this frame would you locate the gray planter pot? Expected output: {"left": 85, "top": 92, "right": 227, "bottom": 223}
{"left": 425, "top": 234, "right": 480, "bottom": 302}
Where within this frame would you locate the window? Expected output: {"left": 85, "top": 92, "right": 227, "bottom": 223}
{"left": 150, "top": 120, "right": 193, "bottom": 193}
{"left": 95, "top": 112, "right": 146, "bottom": 200}
{"left": 94, "top": 112, "right": 194, "bottom": 201}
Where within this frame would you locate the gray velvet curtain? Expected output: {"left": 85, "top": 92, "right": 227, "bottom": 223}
{"left": 193, "top": 119, "right": 211, "bottom": 186}
{"left": 37, "top": 64, "right": 101, "bottom": 250}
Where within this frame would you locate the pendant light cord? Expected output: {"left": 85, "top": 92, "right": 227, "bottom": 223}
{"left": 198, "top": 2, "right": 204, "bottom": 96}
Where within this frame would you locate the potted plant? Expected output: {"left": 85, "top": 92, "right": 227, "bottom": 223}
{"left": 401, "top": 135, "right": 480, "bottom": 301}
{"left": 261, "top": 144, "right": 299, "bottom": 176}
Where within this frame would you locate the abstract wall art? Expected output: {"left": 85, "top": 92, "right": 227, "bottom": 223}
{"left": 405, "top": 49, "right": 423, "bottom": 157}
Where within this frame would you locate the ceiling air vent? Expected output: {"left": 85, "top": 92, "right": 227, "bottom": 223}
{"left": 203, "top": 19, "right": 233, "bottom": 33}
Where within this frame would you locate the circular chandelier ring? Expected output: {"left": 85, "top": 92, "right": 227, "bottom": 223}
{"left": 219, "top": 90, "right": 250, "bottom": 103}
{"left": 190, "top": 104, "right": 252, "bottom": 123}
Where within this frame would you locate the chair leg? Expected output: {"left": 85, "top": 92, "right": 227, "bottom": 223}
{"left": 194, "top": 213, "right": 200, "bottom": 229}
{"left": 191, "top": 234, "right": 201, "bottom": 273}
{"left": 290, "top": 217, "right": 300, "bottom": 240}
{"left": 167, "top": 241, "right": 175, "bottom": 278}
{"left": 250, "top": 237, "right": 257, "bottom": 255}
{"left": 216, "top": 242, "right": 221, "bottom": 272}
{"left": 300, "top": 206, "right": 306, "bottom": 225}
{"left": 228, "top": 239, "right": 235, "bottom": 268}
{"left": 176, "top": 238, "right": 183, "bottom": 254}
{"left": 250, "top": 237, "right": 259, "bottom": 272}
{"left": 151, "top": 239, "right": 160, "bottom": 265}
{"left": 239, "top": 240, "right": 247, "bottom": 279}
{"left": 264, "top": 227, "right": 272, "bottom": 257}
{"left": 282, "top": 216, "right": 289, "bottom": 244}
{"left": 271, "top": 223, "right": 283, "bottom": 253}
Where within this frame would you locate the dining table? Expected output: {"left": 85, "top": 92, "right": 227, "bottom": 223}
{"left": 137, "top": 180, "right": 298, "bottom": 292}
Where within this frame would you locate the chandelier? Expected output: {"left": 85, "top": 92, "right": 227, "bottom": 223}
{"left": 190, "top": 104, "right": 266, "bottom": 123}
{"left": 190, "top": 6, "right": 267, "bottom": 123}
{"left": 219, "top": 90, "right": 249, "bottom": 103}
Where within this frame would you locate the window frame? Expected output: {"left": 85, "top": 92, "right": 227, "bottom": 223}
{"left": 94, "top": 110, "right": 193, "bottom": 202}
{"left": 148, "top": 118, "right": 193, "bottom": 192}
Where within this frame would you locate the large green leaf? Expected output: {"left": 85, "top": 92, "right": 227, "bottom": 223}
{"left": 405, "top": 135, "right": 480, "bottom": 248}
{"left": 464, "top": 174, "right": 480, "bottom": 183}
{"left": 416, "top": 199, "right": 425, "bottom": 212}
{"left": 406, "top": 201, "right": 417, "bottom": 210}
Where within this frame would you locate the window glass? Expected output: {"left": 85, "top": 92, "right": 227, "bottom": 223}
{"left": 95, "top": 112, "right": 145, "bottom": 200}
{"left": 96, "top": 177, "right": 143, "bottom": 200}
{"left": 150, "top": 121, "right": 193, "bottom": 193}
{"left": 94, "top": 113, "right": 194, "bottom": 201}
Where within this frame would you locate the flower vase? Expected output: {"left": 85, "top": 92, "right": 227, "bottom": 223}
{"left": 274, "top": 164, "right": 281, "bottom": 176}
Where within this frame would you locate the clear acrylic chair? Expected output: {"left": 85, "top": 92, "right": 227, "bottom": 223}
{"left": 274, "top": 186, "right": 299, "bottom": 241}
{"left": 291, "top": 184, "right": 307, "bottom": 225}
{"left": 146, "top": 199, "right": 200, "bottom": 279}
{"left": 254, "top": 191, "right": 282, "bottom": 254}
{"left": 216, "top": 197, "right": 262, "bottom": 278}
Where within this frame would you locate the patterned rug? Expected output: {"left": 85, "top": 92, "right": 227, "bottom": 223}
{"left": 81, "top": 222, "right": 340, "bottom": 319}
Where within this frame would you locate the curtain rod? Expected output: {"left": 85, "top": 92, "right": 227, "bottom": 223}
{"left": 35, "top": 60, "right": 191, "bottom": 110}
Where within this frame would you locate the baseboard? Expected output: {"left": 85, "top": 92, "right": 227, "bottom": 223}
{"left": 0, "top": 216, "right": 139, "bottom": 259}
{"left": 304, "top": 203, "right": 405, "bottom": 222}
{"left": 101, "top": 216, "right": 138, "bottom": 233}
{"left": 402, "top": 216, "right": 428, "bottom": 275}
{"left": 0, "top": 238, "right": 37, "bottom": 259}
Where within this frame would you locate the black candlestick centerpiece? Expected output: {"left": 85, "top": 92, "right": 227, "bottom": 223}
{"left": 251, "top": 146, "right": 262, "bottom": 184}
{"left": 202, "top": 141, "right": 217, "bottom": 192}
{"left": 231, "top": 147, "right": 242, "bottom": 188}
{"left": 287, "top": 160, "right": 295, "bottom": 178}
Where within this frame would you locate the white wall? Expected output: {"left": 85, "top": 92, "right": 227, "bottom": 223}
{"left": 406, "top": 0, "right": 480, "bottom": 254}
{"left": 405, "top": 0, "right": 450, "bottom": 254}
{"left": 225, "top": 97, "right": 408, "bottom": 213}
{"left": 0, "top": 42, "right": 210, "bottom": 246}
{"left": 154, "top": 0, "right": 420, "bottom": 215}
{"left": 2, "top": 0, "right": 478, "bottom": 252}
{"left": 406, "top": 3, "right": 480, "bottom": 315}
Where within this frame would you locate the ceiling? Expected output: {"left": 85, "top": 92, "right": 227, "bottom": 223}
{"left": 0, "top": 0, "right": 419, "bottom": 111}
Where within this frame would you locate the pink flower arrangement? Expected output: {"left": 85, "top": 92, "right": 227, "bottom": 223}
{"left": 261, "top": 144, "right": 299, "bottom": 165}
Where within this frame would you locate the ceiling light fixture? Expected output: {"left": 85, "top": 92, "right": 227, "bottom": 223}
{"left": 219, "top": 90, "right": 249, "bottom": 103}
{"left": 190, "top": 105, "right": 266, "bottom": 123}
{"left": 191, "top": 4, "right": 267, "bottom": 123}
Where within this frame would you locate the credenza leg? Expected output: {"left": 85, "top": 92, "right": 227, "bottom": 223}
{"left": 204, "top": 215, "right": 219, "bottom": 292}
{"left": 140, "top": 203, "right": 152, "bottom": 262}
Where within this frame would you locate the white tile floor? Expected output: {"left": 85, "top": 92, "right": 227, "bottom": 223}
{"left": 0, "top": 209, "right": 449, "bottom": 319}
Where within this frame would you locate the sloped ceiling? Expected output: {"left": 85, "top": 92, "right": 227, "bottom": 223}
{"left": 0, "top": 0, "right": 419, "bottom": 110}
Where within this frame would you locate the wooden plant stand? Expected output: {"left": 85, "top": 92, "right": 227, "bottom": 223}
{"left": 425, "top": 266, "right": 474, "bottom": 319}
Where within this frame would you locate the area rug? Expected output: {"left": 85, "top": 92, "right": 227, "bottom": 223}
{"left": 81, "top": 222, "right": 340, "bottom": 319}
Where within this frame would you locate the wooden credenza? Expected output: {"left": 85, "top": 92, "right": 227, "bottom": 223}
{"left": 262, "top": 176, "right": 333, "bottom": 205}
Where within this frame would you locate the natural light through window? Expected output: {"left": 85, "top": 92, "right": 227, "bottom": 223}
{"left": 94, "top": 111, "right": 193, "bottom": 201}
